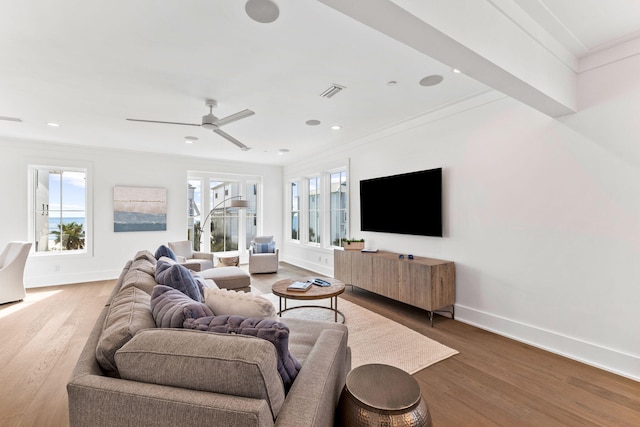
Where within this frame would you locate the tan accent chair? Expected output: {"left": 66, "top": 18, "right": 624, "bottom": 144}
{"left": 248, "top": 236, "right": 279, "bottom": 274}
{"left": 0, "top": 241, "right": 32, "bottom": 304}
{"left": 168, "top": 241, "right": 214, "bottom": 272}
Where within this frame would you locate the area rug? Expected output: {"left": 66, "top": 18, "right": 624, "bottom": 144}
{"left": 260, "top": 293, "right": 458, "bottom": 374}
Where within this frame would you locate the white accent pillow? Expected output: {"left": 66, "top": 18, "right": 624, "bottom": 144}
{"left": 204, "top": 288, "right": 277, "bottom": 320}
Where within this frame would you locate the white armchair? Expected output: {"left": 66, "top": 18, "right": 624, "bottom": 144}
{"left": 168, "top": 241, "right": 214, "bottom": 272}
{"left": 248, "top": 236, "right": 279, "bottom": 274}
{"left": 0, "top": 241, "right": 32, "bottom": 305}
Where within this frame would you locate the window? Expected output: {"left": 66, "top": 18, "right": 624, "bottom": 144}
{"left": 308, "top": 177, "right": 320, "bottom": 244}
{"left": 330, "top": 170, "right": 347, "bottom": 246}
{"left": 187, "top": 180, "right": 202, "bottom": 251}
{"left": 290, "top": 181, "right": 299, "bottom": 240}
{"left": 245, "top": 181, "right": 258, "bottom": 248}
{"left": 31, "top": 166, "right": 88, "bottom": 253}
{"left": 209, "top": 181, "right": 241, "bottom": 252}
{"left": 187, "top": 172, "right": 260, "bottom": 254}
{"left": 288, "top": 166, "right": 348, "bottom": 248}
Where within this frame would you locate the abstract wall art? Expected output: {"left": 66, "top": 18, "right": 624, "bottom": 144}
{"left": 113, "top": 186, "right": 167, "bottom": 232}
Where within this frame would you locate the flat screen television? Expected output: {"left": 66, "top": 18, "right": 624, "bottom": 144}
{"left": 360, "top": 168, "right": 442, "bottom": 237}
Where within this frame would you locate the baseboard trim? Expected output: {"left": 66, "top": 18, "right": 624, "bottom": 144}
{"left": 26, "top": 269, "right": 120, "bottom": 288}
{"left": 455, "top": 304, "right": 639, "bottom": 382}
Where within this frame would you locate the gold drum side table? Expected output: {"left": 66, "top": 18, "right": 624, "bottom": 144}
{"left": 337, "top": 364, "right": 432, "bottom": 427}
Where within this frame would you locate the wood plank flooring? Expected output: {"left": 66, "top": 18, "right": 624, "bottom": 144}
{"left": 1, "top": 262, "right": 638, "bottom": 426}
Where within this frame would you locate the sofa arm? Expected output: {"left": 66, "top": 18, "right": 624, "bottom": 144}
{"left": 68, "top": 375, "right": 274, "bottom": 427}
{"left": 192, "top": 251, "right": 214, "bottom": 262}
{"left": 275, "top": 329, "right": 350, "bottom": 427}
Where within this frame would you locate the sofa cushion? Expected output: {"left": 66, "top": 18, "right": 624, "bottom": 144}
{"left": 133, "top": 249, "right": 157, "bottom": 264}
{"left": 154, "top": 244, "right": 177, "bottom": 261}
{"left": 253, "top": 236, "right": 274, "bottom": 244}
{"left": 184, "top": 315, "right": 301, "bottom": 392}
{"left": 120, "top": 268, "right": 158, "bottom": 295}
{"left": 95, "top": 286, "right": 155, "bottom": 376}
{"left": 204, "top": 287, "right": 276, "bottom": 320}
{"left": 128, "top": 257, "right": 156, "bottom": 276}
{"left": 150, "top": 285, "right": 213, "bottom": 328}
{"left": 115, "top": 328, "right": 286, "bottom": 418}
{"left": 155, "top": 260, "right": 203, "bottom": 302}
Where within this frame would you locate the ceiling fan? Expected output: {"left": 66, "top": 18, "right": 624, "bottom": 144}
{"left": 126, "top": 99, "right": 255, "bottom": 150}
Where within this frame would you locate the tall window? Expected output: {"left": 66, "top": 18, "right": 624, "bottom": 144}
{"left": 290, "top": 181, "right": 299, "bottom": 240}
{"left": 31, "top": 166, "right": 87, "bottom": 253}
{"left": 245, "top": 181, "right": 258, "bottom": 248}
{"left": 209, "top": 181, "right": 241, "bottom": 252}
{"left": 187, "top": 180, "right": 202, "bottom": 251}
{"left": 308, "top": 177, "right": 320, "bottom": 244}
{"left": 330, "top": 170, "right": 347, "bottom": 246}
{"left": 187, "top": 172, "right": 259, "bottom": 254}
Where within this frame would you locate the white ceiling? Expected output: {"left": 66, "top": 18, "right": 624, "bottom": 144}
{"left": 2, "top": 0, "right": 639, "bottom": 166}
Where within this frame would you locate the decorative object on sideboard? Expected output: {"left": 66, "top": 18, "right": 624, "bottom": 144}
{"left": 342, "top": 238, "right": 365, "bottom": 251}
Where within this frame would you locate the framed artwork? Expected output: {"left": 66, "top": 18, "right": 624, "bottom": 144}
{"left": 113, "top": 186, "right": 167, "bottom": 232}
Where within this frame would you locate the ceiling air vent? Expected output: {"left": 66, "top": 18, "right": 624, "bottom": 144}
{"left": 320, "top": 84, "right": 346, "bottom": 98}
{"left": 0, "top": 116, "right": 22, "bottom": 122}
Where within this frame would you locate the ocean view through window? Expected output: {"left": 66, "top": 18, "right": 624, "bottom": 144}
{"left": 31, "top": 166, "right": 88, "bottom": 253}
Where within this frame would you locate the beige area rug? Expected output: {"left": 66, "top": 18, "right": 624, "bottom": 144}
{"left": 260, "top": 293, "right": 458, "bottom": 374}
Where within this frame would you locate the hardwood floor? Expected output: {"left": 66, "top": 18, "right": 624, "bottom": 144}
{"left": 1, "top": 262, "right": 638, "bottom": 426}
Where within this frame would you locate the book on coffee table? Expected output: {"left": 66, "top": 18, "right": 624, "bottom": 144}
{"left": 287, "top": 281, "right": 312, "bottom": 291}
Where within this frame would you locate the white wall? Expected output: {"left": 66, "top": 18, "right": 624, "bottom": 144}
{"left": 0, "top": 139, "right": 283, "bottom": 287}
{"left": 283, "top": 57, "right": 640, "bottom": 381}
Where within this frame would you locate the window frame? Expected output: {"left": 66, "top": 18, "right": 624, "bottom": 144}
{"left": 28, "top": 162, "right": 93, "bottom": 257}
{"left": 307, "top": 175, "right": 321, "bottom": 245}
{"left": 187, "top": 171, "right": 261, "bottom": 255}
{"left": 289, "top": 180, "right": 300, "bottom": 242}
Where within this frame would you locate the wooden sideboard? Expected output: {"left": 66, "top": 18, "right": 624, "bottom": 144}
{"left": 334, "top": 249, "right": 455, "bottom": 326}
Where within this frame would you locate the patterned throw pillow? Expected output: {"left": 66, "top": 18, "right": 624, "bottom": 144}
{"left": 155, "top": 260, "right": 203, "bottom": 302}
{"left": 253, "top": 241, "right": 275, "bottom": 254}
{"left": 184, "top": 315, "right": 301, "bottom": 392}
{"left": 150, "top": 285, "right": 213, "bottom": 328}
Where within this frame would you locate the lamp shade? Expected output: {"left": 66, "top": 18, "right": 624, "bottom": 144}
{"left": 230, "top": 199, "right": 249, "bottom": 208}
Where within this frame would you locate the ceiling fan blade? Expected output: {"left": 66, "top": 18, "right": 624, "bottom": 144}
{"left": 213, "top": 129, "right": 250, "bottom": 150}
{"left": 216, "top": 109, "right": 255, "bottom": 127}
{"left": 126, "top": 118, "right": 201, "bottom": 127}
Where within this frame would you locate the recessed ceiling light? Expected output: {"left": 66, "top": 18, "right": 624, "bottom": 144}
{"left": 452, "top": 68, "right": 462, "bottom": 74}
{"left": 47, "top": 122, "right": 60, "bottom": 127}
{"left": 306, "top": 119, "right": 321, "bottom": 126}
{"left": 278, "top": 148, "right": 289, "bottom": 155}
{"left": 331, "top": 125, "right": 342, "bottom": 130}
{"left": 245, "top": 0, "right": 279, "bottom": 23}
{"left": 419, "top": 75, "right": 444, "bottom": 87}
{"left": 184, "top": 136, "right": 198, "bottom": 144}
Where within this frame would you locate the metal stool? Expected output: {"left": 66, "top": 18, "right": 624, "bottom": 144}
{"left": 337, "top": 363, "right": 432, "bottom": 427}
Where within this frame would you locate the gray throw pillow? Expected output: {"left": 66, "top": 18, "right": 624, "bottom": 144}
{"left": 155, "top": 260, "right": 203, "bottom": 302}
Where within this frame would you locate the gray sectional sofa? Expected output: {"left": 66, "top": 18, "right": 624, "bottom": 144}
{"left": 67, "top": 250, "right": 351, "bottom": 426}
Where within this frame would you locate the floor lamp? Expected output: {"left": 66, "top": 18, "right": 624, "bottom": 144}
{"left": 197, "top": 196, "right": 249, "bottom": 251}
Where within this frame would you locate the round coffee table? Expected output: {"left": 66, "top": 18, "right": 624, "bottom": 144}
{"left": 337, "top": 363, "right": 432, "bottom": 426}
{"left": 271, "top": 277, "right": 345, "bottom": 323}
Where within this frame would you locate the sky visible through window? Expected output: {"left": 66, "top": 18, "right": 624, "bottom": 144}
{"left": 49, "top": 171, "right": 86, "bottom": 217}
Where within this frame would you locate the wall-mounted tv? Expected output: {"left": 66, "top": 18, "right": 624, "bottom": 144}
{"left": 360, "top": 167, "right": 442, "bottom": 237}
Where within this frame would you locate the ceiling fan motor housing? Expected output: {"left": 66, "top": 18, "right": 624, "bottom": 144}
{"left": 202, "top": 113, "right": 218, "bottom": 130}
